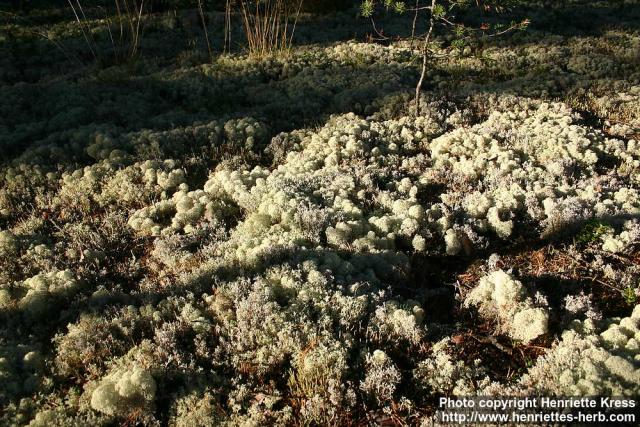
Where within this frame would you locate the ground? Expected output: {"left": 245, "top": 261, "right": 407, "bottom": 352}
{"left": 0, "top": 1, "right": 639, "bottom": 425}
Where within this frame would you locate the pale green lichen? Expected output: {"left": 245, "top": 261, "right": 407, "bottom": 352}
{"left": 90, "top": 366, "right": 157, "bottom": 417}
{"left": 17, "top": 270, "right": 80, "bottom": 320}
{"left": 464, "top": 270, "right": 549, "bottom": 343}
{"left": 2, "top": 8, "right": 640, "bottom": 425}
{"left": 415, "top": 339, "right": 490, "bottom": 395}
{"left": 502, "top": 306, "right": 640, "bottom": 396}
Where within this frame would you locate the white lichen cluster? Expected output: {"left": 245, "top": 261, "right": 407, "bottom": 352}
{"left": 432, "top": 100, "right": 640, "bottom": 243}
{"left": 288, "top": 340, "right": 356, "bottom": 424}
{"left": 223, "top": 117, "right": 269, "bottom": 150}
{"left": 90, "top": 366, "right": 157, "bottom": 417}
{"left": 564, "top": 292, "right": 602, "bottom": 321}
{"left": 168, "top": 390, "right": 223, "bottom": 427}
{"left": 179, "top": 113, "right": 446, "bottom": 263}
{"left": 1, "top": 270, "right": 80, "bottom": 320}
{"left": 464, "top": 270, "right": 549, "bottom": 343}
{"left": 128, "top": 183, "right": 236, "bottom": 236}
{"left": 0, "top": 230, "right": 18, "bottom": 259}
{"left": 368, "top": 299, "right": 425, "bottom": 346}
{"left": 206, "top": 262, "right": 383, "bottom": 376}
{"left": 414, "top": 339, "right": 489, "bottom": 395}
{"left": 360, "top": 350, "right": 401, "bottom": 405}
{"left": 0, "top": 346, "right": 44, "bottom": 400}
{"left": 494, "top": 305, "right": 640, "bottom": 396}
{"left": 0, "top": 227, "right": 59, "bottom": 291}
{"left": 0, "top": 164, "right": 55, "bottom": 220}
{"left": 601, "top": 219, "right": 640, "bottom": 253}
{"left": 56, "top": 159, "right": 187, "bottom": 212}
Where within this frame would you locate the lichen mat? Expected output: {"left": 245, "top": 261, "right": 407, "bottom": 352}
{"left": 1, "top": 1, "right": 639, "bottom": 425}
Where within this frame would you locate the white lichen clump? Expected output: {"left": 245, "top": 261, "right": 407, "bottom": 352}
{"left": 601, "top": 220, "right": 640, "bottom": 253}
{"left": 90, "top": 366, "right": 157, "bottom": 417}
{"left": 360, "top": 350, "right": 401, "bottom": 405}
{"left": 415, "top": 339, "right": 489, "bottom": 395}
{"left": 464, "top": 270, "right": 549, "bottom": 343}
{"left": 15, "top": 270, "right": 80, "bottom": 319}
{"left": 506, "top": 305, "right": 640, "bottom": 396}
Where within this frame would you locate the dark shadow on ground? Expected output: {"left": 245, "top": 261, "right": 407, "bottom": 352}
{"left": 3, "top": 1, "right": 639, "bottom": 87}
{"left": 0, "top": 58, "right": 417, "bottom": 164}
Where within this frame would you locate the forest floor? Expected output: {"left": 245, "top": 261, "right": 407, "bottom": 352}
{"left": 1, "top": 1, "right": 639, "bottom": 425}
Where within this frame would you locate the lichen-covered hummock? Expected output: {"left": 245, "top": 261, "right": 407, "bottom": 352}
{"left": 124, "top": 98, "right": 640, "bottom": 264}
{"left": 8, "top": 270, "right": 81, "bottom": 321}
{"left": 487, "top": 305, "right": 640, "bottom": 397}
{"left": 90, "top": 366, "right": 157, "bottom": 417}
{"left": 464, "top": 270, "right": 549, "bottom": 343}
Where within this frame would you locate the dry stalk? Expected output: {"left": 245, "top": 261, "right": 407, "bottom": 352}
{"left": 234, "top": 0, "right": 304, "bottom": 57}
{"left": 66, "top": 0, "right": 147, "bottom": 65}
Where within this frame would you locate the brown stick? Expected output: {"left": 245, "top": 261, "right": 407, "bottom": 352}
{"left": 415, "top": 0, "right": 436, "bottom": 116}
{"left": 197, "top": 0, "right": 213, "bottom": 62}
{"left": 410, "top": 0, "right": 419, "bottom": 48}
{"left": 67, "top": 0, "right": 97, "bottom": 60}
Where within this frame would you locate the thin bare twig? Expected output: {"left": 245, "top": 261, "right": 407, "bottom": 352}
{"left": 410, "top": 0, "right": 420, "bottom": 48}
{"left": 224, "top": 0, "right": 232, "bottom": 53}
{"left": 197, "top": 0, "right": 213, "bottom": 62}
{"left": 415, "top": 0, "right": 436, "bottom": 116}
{"left": 66, "top": 0, "right": 97, "bottom": 60}
{"left": 370, "top": 16, "right": 390, "bottom": 41}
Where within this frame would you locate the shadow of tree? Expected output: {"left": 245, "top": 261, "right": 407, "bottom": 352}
{"left": 0, "top": 59, "right": 417, "bottom": 164}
